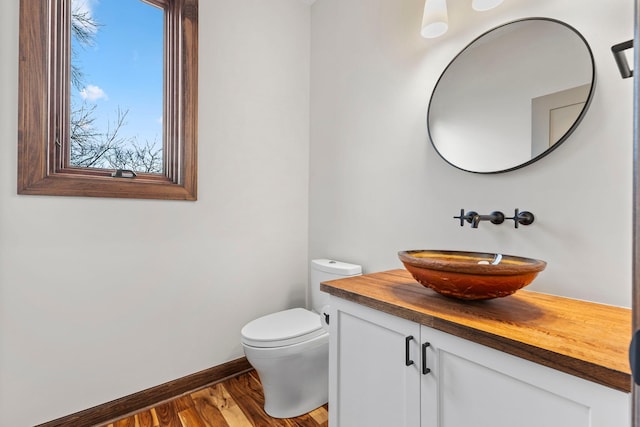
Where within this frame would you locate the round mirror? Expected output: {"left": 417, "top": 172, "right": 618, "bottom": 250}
{"left": 427, "top": 18, "right": 595, "bottom": 173}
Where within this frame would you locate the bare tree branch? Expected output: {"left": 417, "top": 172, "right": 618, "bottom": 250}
{"left": 70, "top": 7, "right": 100, "bottom": 91}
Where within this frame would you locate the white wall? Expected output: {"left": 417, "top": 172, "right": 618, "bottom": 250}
{"left": 309, "top": 0, "right": 634, "bottom": 307}
{"left": 0, "top": 0, "right": 310, "bottom": 425}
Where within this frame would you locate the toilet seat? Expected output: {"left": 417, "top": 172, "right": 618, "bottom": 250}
{"left": 241, "top": 308, "right": 326, "bottom": 348}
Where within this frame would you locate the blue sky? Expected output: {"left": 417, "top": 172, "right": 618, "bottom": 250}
{"left": 71, "top": 0, "right": 164, "bottom": 149}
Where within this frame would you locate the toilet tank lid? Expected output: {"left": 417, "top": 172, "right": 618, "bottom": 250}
{"left": 311, "top": 259, "right": 362, "bottom": 276}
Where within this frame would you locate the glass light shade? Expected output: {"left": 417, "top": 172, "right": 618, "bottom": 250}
{"left": 421, "top": 0, "right": 449, "bottom": 38}
{"left": 472, "top": 0, "right": 504, "bottom": 11}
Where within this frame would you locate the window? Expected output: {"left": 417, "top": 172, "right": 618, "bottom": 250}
{"left": 69, "top": 0, "right": 164, "bottom": 174}
{"left": 18, "top": 0, "right": 198, "bottom": 200}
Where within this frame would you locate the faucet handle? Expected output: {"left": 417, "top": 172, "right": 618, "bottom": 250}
{"left": 453, "top": 209, "right": 477, "bottom": 227}
{"left": 506, "top": 209, "right": 535, "bottom": 228}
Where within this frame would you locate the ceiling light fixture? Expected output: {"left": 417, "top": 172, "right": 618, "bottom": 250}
{"left": 421, "top": 0, "right": 449, "bottom": 39}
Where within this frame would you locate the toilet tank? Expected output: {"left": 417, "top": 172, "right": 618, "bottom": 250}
{"left": 310, "top": 259, "right": 362, "bottom": 312}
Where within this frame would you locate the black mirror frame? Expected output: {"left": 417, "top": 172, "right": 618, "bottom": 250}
{"left": 426, "top": 17, "right": 596, "bottom": 174}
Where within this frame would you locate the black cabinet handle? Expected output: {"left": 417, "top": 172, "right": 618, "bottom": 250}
{"left": 422, "top": 342, "right": 431, "bottom": 375}
{"left": 405, "top": 336, "right": 414, "bottom": 366}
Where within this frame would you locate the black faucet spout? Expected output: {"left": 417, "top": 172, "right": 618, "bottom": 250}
{"left": 470, "top": 211, "right": 505, "bottom": 229}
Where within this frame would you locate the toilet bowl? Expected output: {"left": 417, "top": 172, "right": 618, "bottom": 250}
{"left": 241, "top": 308, "right": 330, "bottom": 418}
{"left": 240, "top": 259, "right": 362, "bottom": 419}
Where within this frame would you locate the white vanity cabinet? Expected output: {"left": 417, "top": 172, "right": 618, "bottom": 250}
{"left": 328, "top": 297, "right": 421, "bottom": 426}
{"left": 328, "top": 296, "right": 630, "bottom": 427}
{"left": 421, "top": 324, "right": 629, "bottom": 427}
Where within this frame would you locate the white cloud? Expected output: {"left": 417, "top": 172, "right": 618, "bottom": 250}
{"left": 79, "top": 84, "right": 108, "bottom": 102}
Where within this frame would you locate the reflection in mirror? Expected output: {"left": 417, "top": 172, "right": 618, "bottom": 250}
{"left": 427, "top": 18, "right": 595, "bottom": 173}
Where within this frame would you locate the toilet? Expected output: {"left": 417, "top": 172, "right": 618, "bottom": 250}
{"left": 240, "top": 259, "right": 362, "bottom": 418}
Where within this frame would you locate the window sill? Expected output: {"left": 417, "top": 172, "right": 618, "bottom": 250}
{"left": 18, "top": 172, "right": 197, "bottom": 200}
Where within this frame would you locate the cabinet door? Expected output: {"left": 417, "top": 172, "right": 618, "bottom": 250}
{"left": 421, "top": 326, "right": 630, "bottom": 427}
{"left": 329, "top": 297, "right": 421, "bottom": 427}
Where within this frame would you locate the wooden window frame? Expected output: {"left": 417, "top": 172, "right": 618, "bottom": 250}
{"left": 18, "top": 0, "right": 198, "bottom": 200}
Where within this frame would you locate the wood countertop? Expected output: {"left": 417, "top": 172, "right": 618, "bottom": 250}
{"left": 320, "top": 269, "right": 632, "bottom": 393}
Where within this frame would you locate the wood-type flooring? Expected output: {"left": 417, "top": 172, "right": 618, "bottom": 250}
{"left": 101, "top": 370, "right": 329, "bottom": 427}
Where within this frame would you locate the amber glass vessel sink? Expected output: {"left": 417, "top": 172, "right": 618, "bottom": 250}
{"left": 398, "top": 250, "right": 547, "bottom": 300}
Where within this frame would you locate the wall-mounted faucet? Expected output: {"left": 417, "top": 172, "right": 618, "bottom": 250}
{"left": 454, "top": 209, "right": 503, "bottom": 228}
{"left": 470, "top": 211, "right": 505, "bottom": 228}
{"left": 454, "top": 208, "right": 535, "bottom": 229}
